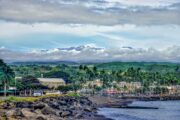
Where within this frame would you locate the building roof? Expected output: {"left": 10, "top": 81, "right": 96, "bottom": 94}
{"left": 15, "top": 77, "right": 22, "bottom": 79}
{"left": 38, "top": 78, "right": 65, "bottom": 83}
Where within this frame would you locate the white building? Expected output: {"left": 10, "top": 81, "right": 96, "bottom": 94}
{"left": 38, "top": 78, "right": 66, "bottom": 88}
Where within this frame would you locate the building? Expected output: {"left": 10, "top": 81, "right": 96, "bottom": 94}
{"left": 94, "top": 79, "right": 103, "bottom": 87}
{"left": 118, "top": 81, "right": 127, "bottom": 88}
{"left": 45, "top": 90, "right": 62, "bottom": 95}
{"left": 15, "top": 77, "right": 22, "bottom": 80}
{"left": 38, "top": 78, "right": 66, "bottom": 88}
{"left": 83, "top": 79, "right": 103, "bottom": 88}
{"left": 167, "top": 85, "right": 180, "bottom": 95}
{"left": 104, "top": 87, "right": 119, "bottom": 94}
{"left": 117, "top": 81, "right": 142, "bottom": 93}
{"left": 131, "top": 82, "right": 142, "bottom": 89}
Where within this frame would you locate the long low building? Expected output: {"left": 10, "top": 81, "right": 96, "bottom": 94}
{"left": 38, "top": 78, "right": 66, "bottom": 88}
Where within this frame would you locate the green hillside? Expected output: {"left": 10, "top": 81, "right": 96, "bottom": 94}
{"left": 95, "top": 62, "right": 180, "bottom": 73}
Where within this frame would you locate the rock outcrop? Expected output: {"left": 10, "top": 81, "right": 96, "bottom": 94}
{"left": 0, "top": 96, "right": 111, "bottom": 120}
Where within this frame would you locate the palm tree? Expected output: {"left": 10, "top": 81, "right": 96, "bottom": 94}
{"left": 0, "top": 59, "right": 15, "bottom": 97}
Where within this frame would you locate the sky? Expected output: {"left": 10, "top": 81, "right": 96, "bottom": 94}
{"left": 0, "top": 0, "right": 180, "bottom": 63}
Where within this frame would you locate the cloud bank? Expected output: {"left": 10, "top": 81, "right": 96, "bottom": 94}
{"left": 0, "top": 0, "right": 180, "bottom": 25}
{"left": 0, "top": 45, "right": 180, "bottom": 63}
{"left": 0, "top": 0, "right": 179, "bottom": 63}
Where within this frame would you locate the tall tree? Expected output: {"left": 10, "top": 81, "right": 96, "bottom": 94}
{"left": 0, "top": 59, "right": 15, "bottom": 97}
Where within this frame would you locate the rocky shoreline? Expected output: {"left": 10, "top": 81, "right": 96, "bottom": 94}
{"left": 2, "top": 95, "right": 177, "bottom": 120}
{"left": 120, "top": 95, "right": 180, "bottom": 101}
{"left": 0, "top": 96, "right": 112, "bottom": 120}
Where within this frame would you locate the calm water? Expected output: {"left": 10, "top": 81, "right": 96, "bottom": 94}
{"left": 98, "top": 100, "right": 180, "bottom": 120}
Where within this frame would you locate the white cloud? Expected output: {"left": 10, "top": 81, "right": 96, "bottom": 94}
{"left": 0, "top": 45, "right": 180, "bottom": 63}
{"left": 0, "top": 0, "right": 180, "bottom": 25}
{"left": 105, "top": 0, "right": 179, "bottom": 7}
{"left": 0, "top": 0, "right": 179, "bottom": 63}
{"left": 0, "top": 21, "right": 133, "bottom": 37}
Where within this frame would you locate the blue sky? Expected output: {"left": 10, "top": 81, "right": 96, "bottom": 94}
{"left": 0, "top": 0, "right": 180, "bottom": 62}
{"left": 0, "top": 33, "right": 107, "bottom": 51}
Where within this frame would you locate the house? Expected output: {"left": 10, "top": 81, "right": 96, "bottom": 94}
{"left": 38, "top": 78, "right": 66, "bottom": 88}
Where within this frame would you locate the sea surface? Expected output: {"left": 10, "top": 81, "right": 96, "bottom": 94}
{"left": 98, "top": 100, "right": 180, "bottom": 120}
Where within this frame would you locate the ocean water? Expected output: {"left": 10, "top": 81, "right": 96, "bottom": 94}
{"left": 98, "top": 100, "right": 180, "bottom": 120}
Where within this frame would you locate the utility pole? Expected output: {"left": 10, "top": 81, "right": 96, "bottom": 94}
{"left": 4, "top": 81, "right": 7, "bottom": 97}
{"left": 4, "top": 75, "right": 8, "bottom": 98}
{"left": 15, "top": 78, "right": 17, "bottom": 96}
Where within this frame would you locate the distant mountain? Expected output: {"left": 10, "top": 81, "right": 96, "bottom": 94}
{"left": 35, "top": 45, "right": 104, "bottom": 53}
{"left": 95, "top": 62, "right": 180, "bottom": 73}
{"left": 58, "top": 45, "right": 104, "bottom": 51}
{"left": 122, "top": 46, "right": 133, "bottom": 49}
{"left": 2, "top": 45, "right": 180, "bottom": 63}
{"left": 11, "top": 61, "right": 78, "bottom": 65}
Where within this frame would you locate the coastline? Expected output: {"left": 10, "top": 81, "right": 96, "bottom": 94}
{"left": 97, "top": 100, "right": 180, "bottom": 120}
{"left": 0, "top": 96, "right": 113, "bottom": 120}
{"left": 0, "top": 95, "right": 179, "bottom": 120}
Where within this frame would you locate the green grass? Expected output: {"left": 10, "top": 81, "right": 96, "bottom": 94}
{"left": 5, "top": 96, "right": 39, "bottom": 102}
{"left": 66, "top": 93, "right": 81, "bottom": 97}
{"left": 0, "top": 94, "right": 80, "bottom": 106}
{"left": 0, "top": 100, "right": 5, "bottom": 105}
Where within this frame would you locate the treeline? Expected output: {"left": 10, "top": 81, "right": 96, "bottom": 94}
{"left": 11, "top": 62, "right": 180, "bottom": 87}
{"left": 96, "top": 62, "right": 179, "bottom": 72}
{"left": 1, "top": 59, "right": 180, "bottom": 95}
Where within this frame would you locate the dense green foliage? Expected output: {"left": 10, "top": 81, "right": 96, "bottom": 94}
{"left": 96, "top": 62, "right": 179, "bottom": 72}
{"left": 0, "top": 60, "right": 15, "bottom": 85}
{"left": 8, "top": 62, "right": 180, "bottom": 93}
{"left": 57, "top": 84, "right": 81, "bottom": 92}
{"left": 18, "top": 76, "right": 48, "bottom": 90}
{"left": 0, "top": 59, "right": 15, "bottom": 96}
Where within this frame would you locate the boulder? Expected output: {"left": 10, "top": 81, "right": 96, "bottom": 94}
{"left": 33, "top": 103, "right": 46, "bottom": 110}
{"left": 16, "top": 102, "right": 33, "bottom": 108}
{"left": 21, "top": 108, "right": 36, "bottom": 118}
{"left": 0, "top": 110, "right": 6, "bottom": 117}
{"left": 36, "top": 116, "right": 47, "bottom": 120}
{"left": 75, "top": 111, "right": 83, "bottom": 119}
{"left": 6, "top": 108, "right": 24, "bottom": 118}
{"left": 0, "top": 103, "right": 13, "bottom": 109}
{"left": 49, "top": 102, "right": 59, "bottom": 109}
{"left": 84, "top": 107, "right": 92, "bottom": 112}
{"left": 41, "top": 98, "right": 50, "bottom": 103}
{"left": 6, "top": 109, "right": 15, "bottom": 117}
{"left": 41, "top": 107, "right": 56, "bottom": 115}
{"left": 58, "top": 101, "right": 67, "bottom": 105}
{"left": 80, "top": 98, "right": 92, "bottom": 106}
{"left": 60, "top": 111, "right": 71, "bottom": 117}
{"left": 13, "top": 109, "right": 24, "bottom": 118}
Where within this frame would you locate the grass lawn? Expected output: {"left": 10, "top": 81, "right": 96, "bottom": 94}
{"left": 0, "top": 93, "right": 81, "bottom": 105}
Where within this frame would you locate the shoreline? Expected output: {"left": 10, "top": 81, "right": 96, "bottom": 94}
{"left": 89, "top": 95, "right": 180, "bottom": 109}
{"left": 120, "top": 95, "right": 180, "bottom": 101}
{"left": 0, "top": 95, "right": 179, "bottom": 120}
{"left": 97, "top": 100, "right": 180, "bottom": 120}
{"left": 0, "top": 96, "right": 113, "bottom": 120}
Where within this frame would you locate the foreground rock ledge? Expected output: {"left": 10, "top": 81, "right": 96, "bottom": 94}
{"left": 0, "top": 96, "right": 112, "bottom": 120}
